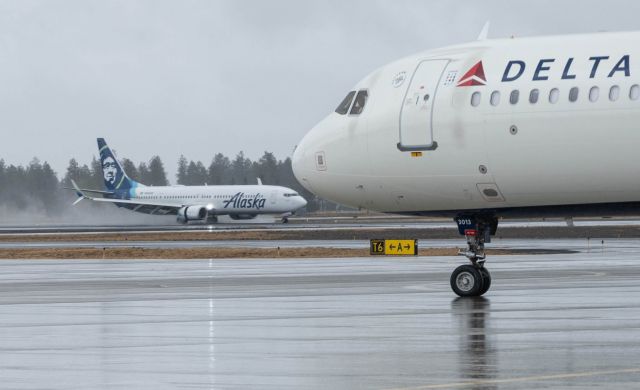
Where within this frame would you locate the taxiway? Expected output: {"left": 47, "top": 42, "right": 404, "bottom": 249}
{"left": 1, "top": 239, "right": 640, "bottom": 389}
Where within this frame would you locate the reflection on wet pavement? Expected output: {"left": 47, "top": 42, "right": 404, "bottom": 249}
{"left": 452, "top": 297, "right": 496, "bottom": 390}
{"left": 1, "top": 240, "right": 640, "bottom": 389}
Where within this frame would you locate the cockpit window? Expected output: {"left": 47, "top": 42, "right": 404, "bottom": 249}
{"left": 284, "top": 192, "right": 299, "bottom": 197}
{"left": 349, "top": 90, "right": 368, "bottom": 115}
{"left": 335, "top": 91, "right": 356, "bottom": 115}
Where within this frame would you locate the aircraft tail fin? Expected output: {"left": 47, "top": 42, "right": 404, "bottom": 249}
{"left": 477, "top": 21, "right": 490, "bottom": 41}
{"left": 97, "top": 138, "right": 140, "bottom": 195}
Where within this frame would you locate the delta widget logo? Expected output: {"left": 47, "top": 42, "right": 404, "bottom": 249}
{"left": 457, "top": 61, "right": 487, "bottom": 87}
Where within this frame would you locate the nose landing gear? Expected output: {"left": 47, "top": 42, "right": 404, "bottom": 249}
{"left": 450, "top": 215, "right": 498, "bottom": 297}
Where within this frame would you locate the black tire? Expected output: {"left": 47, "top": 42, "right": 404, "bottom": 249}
{"left": 282, "top": 218, "right": 289, "bottom": 224}
{"left": 478, "top": 267, "right": 491, "bottom": 296}
{"left": 450, "top": 264, "right": 484, "bottom": 297}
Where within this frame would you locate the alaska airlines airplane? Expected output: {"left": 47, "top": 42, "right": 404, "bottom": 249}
{"left": 292, "top": 28, "right": 640, "bottom": 297}
{"left": 72, "top": 138, "right": 307, "bottom": 223}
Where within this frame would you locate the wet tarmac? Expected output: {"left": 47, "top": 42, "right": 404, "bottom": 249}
{"left": 2, "top": 243, "right": 640, "bottom": 389}
{"left": 0, "top": 237, "right": 627, "bottom": 253}
{"left": 2, "top": 217, "right": 640, "bottom": 236}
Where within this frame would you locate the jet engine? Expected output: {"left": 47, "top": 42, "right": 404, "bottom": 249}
{"left": 229, "top": 214, "right": 257, "bottom": 220}
{"left": 177, "top": 206, "right": 208, "bottom": 223}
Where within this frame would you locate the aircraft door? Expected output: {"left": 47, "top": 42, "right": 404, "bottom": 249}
{"left": 398, "top": 60, "right": 449, "bottom": 151}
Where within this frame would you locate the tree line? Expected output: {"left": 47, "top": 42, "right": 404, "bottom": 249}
{"left": 0, "top": 151, "right": 337, "bottom": 218}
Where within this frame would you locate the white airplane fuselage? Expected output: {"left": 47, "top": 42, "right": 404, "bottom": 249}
{"left": 293, "top": 31, "right": 640, "bottom": 218}
{"left": 75, "top": 138, "right": 307, "bottom": 224}
{"left": 131, "top": 184, "right": 305, "bottom": 216}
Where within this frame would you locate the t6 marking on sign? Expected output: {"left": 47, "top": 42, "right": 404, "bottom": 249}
{"left": 370, "top": 239, "right": 418, "bottom": 256}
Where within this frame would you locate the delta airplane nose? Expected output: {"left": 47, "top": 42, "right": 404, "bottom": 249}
{"left": 291, "top": 126, "right": 318, "bottom": 194}
{"left": 292, "top": 109, "right": 370, "bottom": 210}
{"left": 291, "top": 143, "right": 304, "bottom": 184}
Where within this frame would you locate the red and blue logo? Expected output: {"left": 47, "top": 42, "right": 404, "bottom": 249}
{"left": 457, "top": 56, "right": 631, "bottom": 87}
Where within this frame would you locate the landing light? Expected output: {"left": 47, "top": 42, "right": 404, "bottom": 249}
{"left": 206, "top": 204, "right": 214, "bottom": 211}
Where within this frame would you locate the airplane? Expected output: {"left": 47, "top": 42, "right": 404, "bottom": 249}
{"left": 291, "top": 26, "right": 640, "bottom": 297}
{"left": 71, "top": 138, "right": 307, "bottom": 224}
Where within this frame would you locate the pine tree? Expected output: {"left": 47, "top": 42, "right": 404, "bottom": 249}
{"left": 4, "top": 164, "right": 27, "bottom": 209}
{"left": 138, "top": 162, "right": 150, "bottom": 184}
{"left": 176, "top": 155, "right": 188, "bottom": 184}
{"left": 148, "top": 156, "right": 169, "bottom": 186}
{"left": 63, "top": 158, "right": 80, "bottom": 187}
{"left": 90, "top": 156, "right": 103, "bottom": 189}
{"left": 40, "top": 161, "right": 62, "bottom": 212}
{"left": 185, "top": 160, "right": 208, "bottom": 185}
{"left": 256, "top": 151, "right": 278, "bottom": 184}
{"left": 121, "top": 158, "right": 139, "bottom": 181}
{"left": 208, "top": 153, "right": 230, "bottom": 185}
{"left": 231, "top": 152, "right": 254, "bottom": 185}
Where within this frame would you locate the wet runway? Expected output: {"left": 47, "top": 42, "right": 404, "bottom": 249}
{"left": 0, "top": 237, "right": 627, "bottom": 254}
{"left": 2, "top": 217, "right": 640, "bottom": 236}
{"left": 2, "top": 241, "right": 640, "bottom": 389}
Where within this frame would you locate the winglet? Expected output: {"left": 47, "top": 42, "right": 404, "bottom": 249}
{"left": 257, "top": 178, "right": 263, "bottom": 185}
{"left": 477, "top": 21, "right": 490, "bottom": 41}
{"left": 70, "top": 179, "right": 91, "bottom": 205}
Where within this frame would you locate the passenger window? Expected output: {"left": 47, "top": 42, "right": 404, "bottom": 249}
{"left": 490, "top": 91, "right": 500, "bottom": 106}
{"left": 589, "top": 86, "right": 600, "bottom": 102}
{"left": 610, "top": 85, "right": 620, "bottom": 101}
{"left": 350, "top": 90, "right": 368, "bottom": 115}
{"left": 510, "top": 90, "right": 519, "bottom": 105}
{"left": 549, "top": 88, "right": 560, "bottom": 104}
{"left": 335, "top": 91, "right": 356, "bottom": 115}
{"left": 471, "top": 92, "right": 481, "bottom": 107}
{"left": 529, "top": 89, "right": 539, "bottom": 104}
{"left": 630, "top": 85, "right": 640, "bottom": 101}
{"left": 569, "top": 87, "right": 579, "bottom": 102}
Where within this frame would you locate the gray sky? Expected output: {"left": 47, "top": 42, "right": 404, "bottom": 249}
{"left": 1, "top": 0, "right": 639, "bottom": 181}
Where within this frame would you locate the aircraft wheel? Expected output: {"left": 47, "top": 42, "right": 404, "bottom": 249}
{"left": 450, "top": 264, "right": 484, "bottom": 297}
{"left": 478, "top": 267, "right": 491, "bottom": 296}
{"left": 281, "top": 217, "right": 289, "bottom": 224}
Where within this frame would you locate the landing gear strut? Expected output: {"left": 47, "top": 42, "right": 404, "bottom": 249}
{"left": 450, "top": 214, "right": 497, "bottom": 297}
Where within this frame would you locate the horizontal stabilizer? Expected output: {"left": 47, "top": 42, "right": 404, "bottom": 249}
{"left": 63, "top": 186, "right": 115, "bottom": 196}
{"left": 69, "top": 179, "right": 92, "bottom": 206}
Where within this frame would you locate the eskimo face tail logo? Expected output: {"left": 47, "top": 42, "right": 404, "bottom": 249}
{"left": 101, "top": 155, "right": 121, "bottom": 191}
{"left": 457, "top": 61, "right": 487, "bottom": 87}
{"left": 97, "top": 138, "right": 133, "bottom": 196}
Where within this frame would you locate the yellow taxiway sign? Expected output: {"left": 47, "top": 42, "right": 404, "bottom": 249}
{"left": 370, "top": 239, "right": 418, "bottom": 256}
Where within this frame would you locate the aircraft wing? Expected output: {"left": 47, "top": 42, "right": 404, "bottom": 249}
{"left": 70, "top": 180, "right": 184, "bottom": 215}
